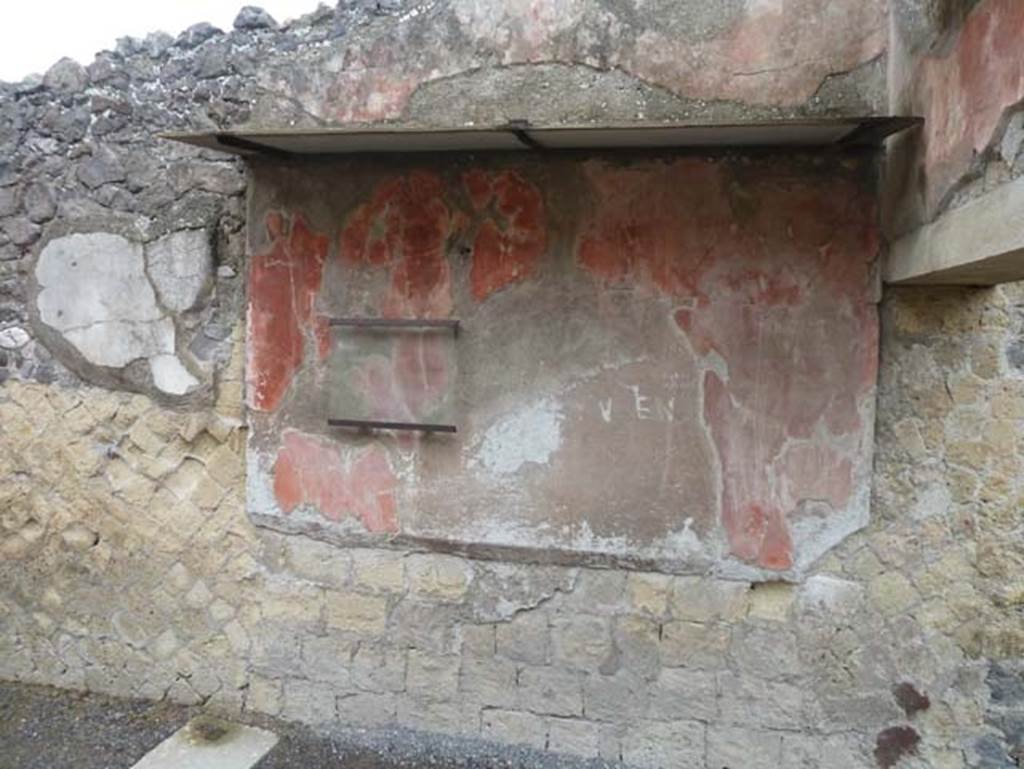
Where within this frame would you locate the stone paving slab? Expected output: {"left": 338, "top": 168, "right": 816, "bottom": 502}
{"left": 131, "top": 717, "right": 277, "bottom": 769}
{"left": 0, "top": 681, "right": 188, "bottom": 769}
{"left": 0, "top": 682, "right": 616, "bottom": 769}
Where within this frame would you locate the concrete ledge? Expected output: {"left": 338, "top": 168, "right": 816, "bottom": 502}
{"left": 885, "top": 178, "right": 1024, "bottom": 285}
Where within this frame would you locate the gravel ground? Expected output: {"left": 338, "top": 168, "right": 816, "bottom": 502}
{"left": 0, "top": 682, "right": 188, "bottom": 769}
{"left": 0, "top": 682, "right": 615, "bottom": 769}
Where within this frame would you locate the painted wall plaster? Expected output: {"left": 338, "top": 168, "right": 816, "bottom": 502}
{"left": 887, "top": 0, "right": 1024, "bottom": 234}
{"left": 254, "top": 0, "right": 887, "bottom": 126}
{"left": 1, "top": 2, "right": 1023, "bottom": 766}
{"left": 245, "top": 154, "right": 880, "bottom": 580}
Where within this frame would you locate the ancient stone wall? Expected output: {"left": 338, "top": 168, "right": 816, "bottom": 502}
{"left": 4, "top": 284, "right": 1024, "bottom": 766}
{"left": 872, "top": 3, "right": 1024, "bottom": 765}
{"left": 0, "top": 2, "right": 1022, "bottom": 768}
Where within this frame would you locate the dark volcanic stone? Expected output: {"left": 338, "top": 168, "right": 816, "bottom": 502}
{"left": 176, "top": 22, "right": 223, "bottom": 49}
{"left": 988, "top": 662, "right": 1024, "bottom": 705}
{"left": 77, "top": 145, "right": 126, "bottom": 189}
{"left": 234, "top": 6, "right": 278, "bottom": 30}
{"left": 42, "top": 58, "right": 88, "bottom": 93}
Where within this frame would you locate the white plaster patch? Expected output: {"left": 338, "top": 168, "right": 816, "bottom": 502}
{"left": 60, "top": 318, "right": 175, "bottom": 369}
{"left": 35, "top": 231, "right": 198, "bottom": 395}
{"left": 0, "top": 326, "right": 30, "bottom": 348}
{"left": 797, "top": 575, "right": 863, "bottom": 615}
{"left": 146, "top": 229, "right": 211, "bottom": 312}
{"left": 149, "top": 354, "right": 200, "bottom": 395}
{"left": 747, "top": 0, "right": 785, "bottom": 14}
{"left": 471, "top": 398, "right": 563, "bottom": 476}
{"left": 37, "top": 233, "right": 161, "bottom": 337}
{"left": 130, "top": 719, "right": 277, "bottom": 769}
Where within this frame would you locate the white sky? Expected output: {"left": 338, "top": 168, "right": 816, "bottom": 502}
{"left": 0, "top": 1, "right": 327, "bottom": 82}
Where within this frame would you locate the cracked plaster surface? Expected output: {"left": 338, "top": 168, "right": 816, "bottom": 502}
{"left": 34, "top": 231, "right": 206, "bottom": 396}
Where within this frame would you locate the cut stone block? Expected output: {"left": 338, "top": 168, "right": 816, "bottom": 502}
{"left": 130, "top": 718, "right": 277, "bottom": 769}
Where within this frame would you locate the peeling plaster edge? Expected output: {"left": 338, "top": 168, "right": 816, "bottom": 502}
{"left": 246, "top": 503, "right": 856, "bottom": 585}
{"left": 24, "top": 220, "right": 215, "bottom": 402}
{"left": 928, "top": 99, "right": 1024, "bottom": 223}
{"left": 247, "top": 509, "right": 726, "bottom": 579}
{"left": 399, "top": 57, "right": 890, "bottom": 129}
{"left": 244, "top": 368, "right": 877, "bottom": 585}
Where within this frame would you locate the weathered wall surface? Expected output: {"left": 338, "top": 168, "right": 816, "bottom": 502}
{"left": 3, "top": 283, "right": 1024, "bottom": 767}
{"left": 247, "top": 0, "right": 889, "bottom": 126}
{"left": 872, "top": 284, "right": 1024, "bottom": 768}
{"left": 1, "top": 0, "right": 890, "bottom": 396}
{"left": 886, "top": 0, "right": 1024, "bottom": 235}
{"left": 1, "top": 2, "right": 1022, "bottom": 768}
{"left": 245, "top": 154, "right": 879, "bottom": 579}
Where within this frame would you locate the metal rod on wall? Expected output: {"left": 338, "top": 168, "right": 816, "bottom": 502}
{"left": 328, "top": 318, "right": 460, "bottom": 334}
{"left": 327, "top": 418, "right": 457, "bottom": 433}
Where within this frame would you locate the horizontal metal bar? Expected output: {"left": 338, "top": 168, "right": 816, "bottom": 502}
{"left": 328, "top": 419, "right": 457, "bottom": 433}
{"left": 214, "top": 132, "right": 291, "bottom": 157}
{"left": 328, "top": 318, "right": 460, "bottom": 333}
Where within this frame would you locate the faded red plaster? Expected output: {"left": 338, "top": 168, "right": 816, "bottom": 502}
{"left": 577, "top": 160, "right": 732, "bottom": 299}
{"left": 273, "top": 429, "right": 399, "bottom": 533}
{"left": 314, "top": 316, "right": 332, "bottom": 362}
{"left": 340, "top": 172, "right": 459, "bottom": 423}
{"left": 321, "top": 31, "right": 427, "bottom": 123}
{"left": 463, "top": 170, "right": 547, "bottom": 300}
{"left": 393, "top": 335, "right": 449, "bottom": 416}
{"left": 577, "top": 160, "right": 877, "bottom": 570}
{"left": 706, "top": 0, "right": 886, "bottom": 105}
{"left": 778, "top": 442, "right": 854, "bottom": 514}
{"left": 311, "top": 1, "right": 884, "bottom": 123}
{"left": 353, "top": 335, "right": 450, "bottom": 424}
{"left": 912, "top": 0, "right": 1024, "bottom": 211}
{"left": 248, "top": 213, "right": 330, "bottom": 412}
{"left": 457, "top": 0, "right": 885, "bottom": 107}
{"left": 702, "top": 371, "right": 794, "bottom": 570}
{"left": 328, "top": 71, "right": 421, "bottom": 124}
{"left": 340, "top": 171, "right": 456, "bottom": 317}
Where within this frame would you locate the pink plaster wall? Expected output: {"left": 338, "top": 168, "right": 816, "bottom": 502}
{"left": 889, "top": 0, "right": 1024, "bottom": 228}
{"left": 255, "top": 0, "right": 887, "bottom": 126}
{"left": 246, "top": 154, "right": 879, "bottom": 579}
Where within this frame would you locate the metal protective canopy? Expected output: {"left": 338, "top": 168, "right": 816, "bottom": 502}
{"left": 164, "top": 117, "right": 921, "bottom": 156}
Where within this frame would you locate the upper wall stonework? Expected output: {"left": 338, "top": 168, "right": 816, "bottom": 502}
{"left": 0, "top": 0, "right": 889, "bottom": 397}
{"left": 247, "top": 0, "right": 889, "bottom": 126}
